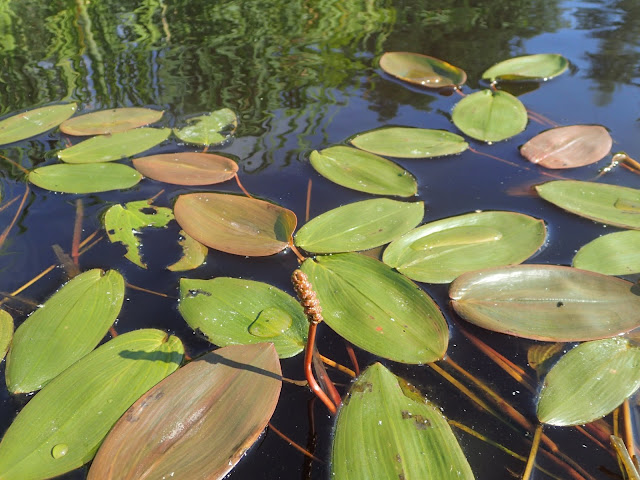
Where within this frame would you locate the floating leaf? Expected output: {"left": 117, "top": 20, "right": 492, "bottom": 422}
{"left": 132, "top": 152, "right": 238, "bottom": 185}
{"left": 379, "top": 52, "right": 467, "bottom": 89}
{"left": 449, "top": 264, "right": 640, "bottom": 341}
{"left": 174, "top": 193, "right": 297, "bottom": 257}
{"left": 167, "top": 230, "right": 208, "bottom": 272}
{"left": 5, "top": 269, "right": 124, "bottom": 394}
{"left": 309, "top": 146, "right": 417, "bottom": 197}
{"left": 452, "top": 89, "right": 527, "bottom": 142}
{"left": 179, "top": 277, "right": 307, "bottom": 358}
{"left": 536, "top": 180, "right": 640, "bottom": 229}
{"left": 482, "top": 54, "right": 569, "bottom": 82}
{"left": 59, "top": 108, "right": 163, "bottom": 136}
{"left": 58, "top": 128, "right": 171, "bottom": 163}
{"left": 350, "top": 127, "right": 468, "bottom": 158}
{"left": 0, "top": 329, "right": 183, "bottom": 480}
{"left": 573, "top": 230, "right": 640, "bottom": 275}
{"left": 295, "top": 199, "right": 424, "bottom": 254}
{"left": 0, "top": 310, "right": 13, "bottom": 362}
{"left": 520, "top": 125, "right": 612, "bottom": 169}
{"left": 104, "top": 200, "right": 174, "bottom": 268}
{"left": 537, "top": 338, "right": 640, "bottom": 426}
{"left": 383, "top": 211, "right": 546, "bottom": 283}
{"left": 28, "top": 163, "right": 142, "bottom": 193}
{"left": 332, "top": 363, "right": 474, "bottom": 480}
{"left": 88, "top": 343, "right": 281, "bottom": 480}
{"left": 174, "top": 108, "right": 237, "bottom": 146}
{"left": 0, "top": 103, "right": 77, "bottom": 146}
{"left": 301, "top": 253, "right": 448, "bottom": 363}
{"left": 527, "top": 343, "right": 565, "bottom": 377}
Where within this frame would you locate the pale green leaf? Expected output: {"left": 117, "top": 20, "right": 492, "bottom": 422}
{"left": 28, "top": 163, "right": 142, "bottom": 194}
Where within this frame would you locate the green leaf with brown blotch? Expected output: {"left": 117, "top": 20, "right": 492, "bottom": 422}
{"left": 88, "top": 343, "right": 281, "bottom": 480}
{"left": 0, "top": 310, "right": 13, "bottom": 363}
{"left": 133, "top": 152, "right": 238, "bottom": 186}
{"left": 332, "top": 363, "right": 474, "bottom": 480}
{"left": 379, "top": 52, "right": 467, "bottom": 89}
{"left": 60, "top": 108, "right": 163, "bottom": 136}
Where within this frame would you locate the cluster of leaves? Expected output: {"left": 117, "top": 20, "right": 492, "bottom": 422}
{"left": 0, "top": 52, "right": 639, "bottom": 479}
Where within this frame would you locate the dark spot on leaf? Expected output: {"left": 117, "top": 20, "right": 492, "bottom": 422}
{"left": 107, "top": 229, "right": 115, "bottom": 235}
{"left": 401, "top": 410, "right": 431, "bottom": 430}
{"left": 396, "top": 454, "right": 402, "bottom": 463}
{"left": 399, "top": 474, "right": 405, "bottom": 480}
{"left": 351, "top": 381, "right": 373, "bottom": 394}
{"left": 188, "top": 289, "right": 211, "bottom": 297}
{"left": 556, "top": 301, "right": 564, "bottom": 307}
{"left": 139, "top": 207, "right": 157, "bottom": 215}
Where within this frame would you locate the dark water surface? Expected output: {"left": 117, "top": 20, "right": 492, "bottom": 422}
{"left": 1, "top": 0, "right": 640, "bottom": 478}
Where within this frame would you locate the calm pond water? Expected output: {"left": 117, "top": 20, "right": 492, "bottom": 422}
{"left": 1, "top": 0, "right": 639, "bottom": 478}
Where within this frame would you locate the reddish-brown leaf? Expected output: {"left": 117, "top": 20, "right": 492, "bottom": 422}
{"left": 520, "top": 125, "right": 612, "bottom": 169}
{"left": 133, "top": 152, "right": 238, "bottom": 185}
{"left": 88, "top": 343, "right": 282, "bottom": 480}
{"left": 174, "top": 193, "right": 297, "bottom": 256}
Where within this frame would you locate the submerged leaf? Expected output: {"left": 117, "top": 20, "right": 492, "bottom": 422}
{"left": 5, "top": 269, "right": 124, "bottom": 394}
{"left": 0, "top": 103, "right": 77, "bottom": 146}
{"left": 452, "top": 89, "right": 527, "bottom": 142}
{"left": 537, "top": 338, "right": 640, "bottom": 426}
{"left": 104, "top": 200, "right": 174, "bottom": 268}
{"left": 174, "top": 108, "right": 237, "bottom": 146}
{"left": 332, "top": 363, "right": 474, "bottom": 480}
{"left": 132, "top": 152, "right": 238, "bottom": 185}
{"left": 179, "top": 277, "right": 307, "bottom": 358}
{"left": 450, "top": 264, "right": 640, "bottom": 341}
{"left": 309, "top": 146, "right": 417, "bottom": 197}
{"left": 88, "top": 343, "right": 281, "bottom": 480}
{"left": 383, "top": 211, "right": 546, "bottom": 283}
{"left": 379, "top": 52, "right": 467, "bottom": 89}
{"left": 520, "top": 125, "right": 612, "bottom": 169}
{"left": 350, "top": 127, "right": 468, "bottom": 158}
{"left": 573, "top": 230, "right": 640, "bottom": 275}
{"left": 59, "top": 108, "right": 163, "bottom": 136}
{"left": 301, "top": 253, "right": 448, "bottom": 363}
{"left": 0, "top": 329, "right": 183, "bottom": 480}
{"left": 174, "top": 193, "right": 297, "bottom": 257}
{"left": 28, "top": 163, "right": 142, "bottom": 193}
{"left": 167, "top": 230, "right": 208, "bottom": 272}
{"left": 295, "top": 199, "right": 424, "bottom": 253}
{"left": 536, "top": 180, "right": 640, "bottom": 229}
{"left": 482, "top": 54, "right": 569, "bottom": 82}
{"left": 0, "top": 310, "right": 13, "bottom": 362}
{"left": 58, "top": 128, "right": 171, "bottom": 163}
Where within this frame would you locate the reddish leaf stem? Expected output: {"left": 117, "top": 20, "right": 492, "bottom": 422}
{"left": 268, "top": 422, "right": 322, "bottom": 462}
{"left": 0, "top": 185, "right": 29, "bottom": 249}
{"left": 305, "top": 323, "right": 337, "bottom": 414}
{"left": 305, "top": 179, "right": 312, "bottom": 223}
{"left": 0, "top": 194, "right": 20, "bottom": 214}
{"left": 234, "top": 173, "right": 253, "bottom": 198}
{"left": 71, "top": 199, "right": 83, "bottom": 266}
{"left": 0, "top": 153, "right": 29, "bottom": 175}
{"left": 522, "top": 424, "right": 543, "bottom": 480}
{"left": 125, "top": 282, "right": 173, "bottom": 298}
{"left": 344, "top": 340, "right": 360, "bottom": 376}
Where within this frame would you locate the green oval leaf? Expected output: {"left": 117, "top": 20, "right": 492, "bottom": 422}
{"left": 104, "top": 200, "right": 175, "bottom": 268}
{"left": 173, "top": 108, "right": 237, "bottom": 146}
{"left": 309, "top": 146, "right": 417, "bottom": 197}
{"left": 0, "top": 329, "right": 183, "bottom": 480}
{"left": 482, "top": 54, "right": 569, "bottom": 82}
{"left": 167, "top": 230, "right": 208, "bottom": 272}
{"left": 573, "top": 230, "right": 640, "bottom": 275}
{"left": 301, "top": 253, "right": 448, "bottom": 363}
{"left": 0, "top": 104, "right": 77, "bottom": 146}
{"left": 295, "top": 199, "right": 424, "bottom": 254}
{"left": 28, "top": 163, "right": 142, "bottom": 193}
{"left": 88, "top": 343, "right": 281, "bottom": 480}
{"left": 449, "top": 264, "right": 640, "bottom": 341}
{"left": 332, "top": 363, "right": 474, "bottom": 480}
{"left": 520, "top": 125, "right": 612, "bottom": 169}
{"left": 58, "top": 128, "right": 171, "bottom": 163}
{"left": 132, "top": 152, "right": 238, "bottom": 185}
{"left": 536, "top": 180, "right": 640, "bottom": 229}
{"left": 452, "top": 89, "right": 527, "bottom": 142}
{"left": 350, "top": 127, "right": 468, "bottom": 158}
{"left": 179, "top": 277, "right": 307, "bottom": 358}
{"left": 59, "top": 108, "right": 163, "bottom": 136}
{"left": 174, "top": 193, "right": 297, "bottom": 257}
{"left": 379, "top": 52, "right": 467, "bottom": 89}
{"left": 0, "top": 310, "right": 13, "bottom": 363}
{"left": 5, "top": 269, "right": 124, "bottom": 393}
{"left": 537, "top": 338, "right": 640, "bottom": 426}
{"left": 383, "top": 211, "right": 546, "bottom": 283}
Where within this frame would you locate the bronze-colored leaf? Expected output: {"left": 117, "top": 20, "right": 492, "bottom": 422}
{"left": 132, "top": 152, "right": 238, "bottom": 186}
